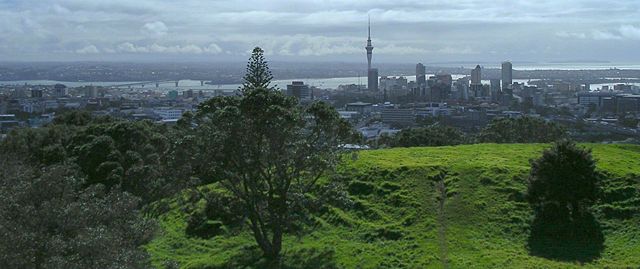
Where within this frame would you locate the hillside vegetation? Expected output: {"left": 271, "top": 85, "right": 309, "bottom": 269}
{"left": 146, "top": 143, "right": 640, "bottom": 268}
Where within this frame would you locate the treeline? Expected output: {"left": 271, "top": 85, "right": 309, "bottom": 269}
{"left": 0, "top": 112, "right": 196, "bottom": 268}
{"left": 376, "top": 116, "right": 567, "bottom": 148}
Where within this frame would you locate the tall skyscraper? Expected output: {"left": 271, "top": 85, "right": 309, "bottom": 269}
{"left": 365, "top": 16, "right": 376, "bottom": 91}
{"left": 471, "top": 65, "right": 482, "bottom": 96}
{"left": 471, "top": 65, "right": 481, "bottom": 85}
{"left": 368, "top": 68, "right": 379, "bottom": 92}
{"left": 501, "top": 61, "right": 513, "bottom": 89}
{"left": 490, "top": 79, "right": 501, "bottom": 102}
{"left": 416, "top": 63, "right": 426, "bottom": 86}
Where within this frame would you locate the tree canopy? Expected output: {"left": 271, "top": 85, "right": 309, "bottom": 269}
{"left": 378, "top": 124, "right": 467, "bottom": 148}
{"left": 526, "top": 140, "right": 604, "bottom": 262}
{"left": 527, "top": 140, "right": 600, "bottom": 214}
{"left": 478, "top": 116, "right": 567, "bottom": 143}
{"left": 0, "top": 158, "right": 154, "bottom": 269}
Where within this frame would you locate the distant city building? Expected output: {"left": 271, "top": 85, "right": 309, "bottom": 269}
{"left": 0, "top": 114, "right": 19, "bottom": 132}
{"left": 154, "top": 109, "right": 183, "bottom": 121}
{"left": 415, "top": 103, "right": 453, "bottom": 118}
{"left": 368, "top": 68, "right": 379, "bottom": 91}
{"left": 471, "top": 65, "right": 481, "bottom": 85}
{"left": 471, "top": 65, "right": 482, "bottom": 97}
{"left": 381, "top": 107, "right": 415, "bottom": 126}
{"left": 12, "top": 88, "right": 27, "bottom": 98}
{"left": 379, "top": 76, "right": 408, "bottom": 97}
{"left": 428, "top": 73, "right": 452, "bottom": 102}
{"left": 183, "top": 89, "right": 194, "bottom": 98}
{"left": 614, "top": 84, "right": 633, "bottom": 92}
{"left": 85, "top": 87, "right": 98, "bottom": 98}
{"left": 345, "top": 102, "right": 373, "bottom": 116}
{"left": 501, "top": 61, "right": 513, "bottom": 89}
{"left": 53, "top": 84, "right": 67, "bottom": 97}
{"left": 416, "top": 63, "right": 426, "bottom": 86}
{"left": 31, "top": 89, "right": 43, "bottom": 98}
{"left": 616, "top": 94, "right": 640, "bottom": 113}
{"left": 286, "top": 81, "right": 311, "bottom": 100}
{"left": 453, "top": 77, "right": 470, "bottom": 101}
{"left": 490, "top": 79, "right": 501, "bottom": 101}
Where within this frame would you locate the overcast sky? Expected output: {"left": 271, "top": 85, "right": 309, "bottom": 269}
{"left": 1, "top": 0, "right": 640, "bottom": 63}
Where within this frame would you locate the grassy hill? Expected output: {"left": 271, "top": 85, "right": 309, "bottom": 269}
{"left": 145, "top": 143, "right": 640, "bottom": 268}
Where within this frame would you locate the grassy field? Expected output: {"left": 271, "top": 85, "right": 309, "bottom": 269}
{"left": 145, "top": 143, "right": 640, "bottom": 268}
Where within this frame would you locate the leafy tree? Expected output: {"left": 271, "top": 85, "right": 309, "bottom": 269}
{"left": 195, "top": 47, "right": 355, "bottom": 262}
{"left": 618, "top": 115, "right": 639, "bottom": 129}
{"left": 0, "top": 159, "right": 155, "bottom": 269}
{"left": 526, "top": 140, "right": 604, "bottom": 261}
{"left": 52, "top": 110, "right": 114, "bottom": 126}
{"left": 477, "top": 116, "right": 566, "bottom": 143}
{"left": 2, "top": 116, "right": 194, "bottom": 204}
{"left": 527, "top": 140, "right": 600, "bottom": 216}
{"left": 381, "top": 124, "right": 467, "bottom": 148}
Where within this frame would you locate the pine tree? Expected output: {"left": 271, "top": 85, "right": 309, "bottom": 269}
{"left": 241, "top": 47, "right": 275, "bottom": 94}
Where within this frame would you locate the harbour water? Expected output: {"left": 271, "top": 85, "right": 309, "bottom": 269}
{"left": 0, "top": 71, "right": 640, "bottom": 91}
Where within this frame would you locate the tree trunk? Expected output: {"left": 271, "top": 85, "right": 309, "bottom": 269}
{"left": 263, "top": 230, "right": 282, "bottom": 269}
{"left": 265, "top": 194, "right": 285, "bottom": 267}
{"left": 247, "top": 211, "right": 273, "bottom": 258}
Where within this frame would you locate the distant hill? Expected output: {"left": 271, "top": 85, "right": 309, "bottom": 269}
{"left": 145, "top": 144, "right": 640, "bottom": 268}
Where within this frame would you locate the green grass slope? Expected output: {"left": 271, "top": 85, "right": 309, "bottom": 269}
{"left": 146, "top": 144, "right": 640, "bottom": 268}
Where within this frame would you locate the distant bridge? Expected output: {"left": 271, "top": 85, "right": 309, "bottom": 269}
{"left": 110, "top": 80, "right": 206, "bottom": 88}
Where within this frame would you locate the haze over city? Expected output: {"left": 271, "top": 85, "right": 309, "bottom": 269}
{"left": 2, "top": 0, "right": 640, "bottom": 62}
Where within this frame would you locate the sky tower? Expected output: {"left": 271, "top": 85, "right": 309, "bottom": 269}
{"left": 365, "top": 15, "right": 374, "bottom": 70}
{"left": 366, "top": 15, "right": 378, "bottom": 91}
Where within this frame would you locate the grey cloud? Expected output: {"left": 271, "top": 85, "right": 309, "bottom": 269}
{"left": 618, "top": 25, "right": 640, "bottom": 40}
{"left": 558, "top": 25, "right": 640, "bottom": 41}
{"left": 1, "top": 0, "right": 640, "bottom": 62}
{"left": 75, "top": 45, "right": 99, "bottom": 54}
{"left": 142, "top": 21, "right": 168, "bottom": 36}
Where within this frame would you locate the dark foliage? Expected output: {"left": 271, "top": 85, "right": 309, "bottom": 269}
{"left": 52, "top": 110, "right": 114, "bottom": 126}
{"left": 527, "top": 140, "right": 600, "bottom": 214}
{"left": 1, "top": 117, "right": 197, "bottom": 203}
{"left": 0, "top": 159, "right": 155, "bottom": 269}
{"left": 478, "top": 116, "right": 567, "bottom": 143}
{"left": 528, "top": 203, "right": 604, "bottom": 263}
{"left": 379, "top": 124, "right": 467, "bottom": 148}
{"left": 185, "top": 188, "right": 246, "bottom": 239}
{"left": 526, "top": 140, "right": 603, "bottom": 262}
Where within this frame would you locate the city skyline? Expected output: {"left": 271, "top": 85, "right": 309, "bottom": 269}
{"left": 2, "top": 0, "right": 640, "bottom": 63}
